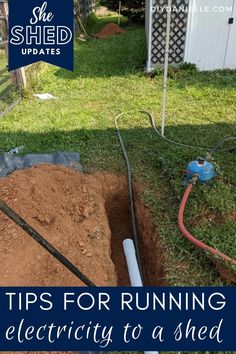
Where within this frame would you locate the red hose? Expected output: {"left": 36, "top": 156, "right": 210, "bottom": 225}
{"left": 178, "top": 183, "right": 236, "bottom": 266}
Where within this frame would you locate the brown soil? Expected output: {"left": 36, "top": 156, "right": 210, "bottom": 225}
{"left": 0, "top": 165, "right": 166, "bottom": 287}
{"left": 0, "top": 165, "right": 116, "bottom": 286}
{"left": 95, "top": 23, "right": 126, "bottom": 39}
{"left": 96, "top": 173, "right": 133, "bottom": 285}
{"left": 189, "top": 209, "right": 236, "bottom": 228}
{"left": 214, "top": 261, "right": 236, "bottom": 283}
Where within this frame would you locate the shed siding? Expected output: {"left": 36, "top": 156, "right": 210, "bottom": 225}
{"left": 184, "top": 0, "right": 234, "bottom": 70}
{"left": 147, "top": 0, "right": 236, "bottom": 71}
{"left": 224, "top": 3, "right": 236, "bottom": 69}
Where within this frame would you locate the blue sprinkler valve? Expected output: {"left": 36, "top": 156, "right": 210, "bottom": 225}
{"left": 184, "top": 158, "right": 217, "bottom": 184}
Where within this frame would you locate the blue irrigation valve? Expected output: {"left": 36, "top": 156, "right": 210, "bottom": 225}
{"left": 184, "top": 158, "right": 217, "bottom": 184}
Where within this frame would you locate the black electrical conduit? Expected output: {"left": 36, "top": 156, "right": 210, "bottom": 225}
{"left": 141, "top": 110, "right": 236, "bottom": 154}
{"left": 0, "top": 200, "right": 96, "bottom": 287}
{"left": 115, "top": 110, "right": 236, "bottom": 280}
{"left": 116, "top": 110, "right": 236, "bottom": 153}
{"left": 115, "top": 114, "right": 144, "bottom": 282}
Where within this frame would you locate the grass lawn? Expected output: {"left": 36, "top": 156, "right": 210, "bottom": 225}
{"left": 0, "top": 15, "right": 236, "bottom": 286}
{"left": 0, "top": 48, "right": 7, "bottom": 71}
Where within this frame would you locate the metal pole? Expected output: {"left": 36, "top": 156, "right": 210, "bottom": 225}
{"left": 161, "top": 0, "right": 172, "bottom": 136}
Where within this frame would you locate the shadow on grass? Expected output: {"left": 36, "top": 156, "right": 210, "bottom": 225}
{"left": 169, "top": 69, "right": 236, "bottom": 90}
{"left": 0, "top": 122, "right": 235, "bottom": 172}
{"left": 0, "top": 122, "right": 236, "bottom": 285}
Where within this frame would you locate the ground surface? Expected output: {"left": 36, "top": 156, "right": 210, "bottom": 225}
{"left": 0, "top": 49, "right": 6, "bottom": 70}
{"left": 0, "top": 14, "right": 236, "bottom": 286}
{"left": 0, "top": 164, "right": 165, "bottom": 287}
{"left": 0, "top": 165, "right": 117, "bottom": 286}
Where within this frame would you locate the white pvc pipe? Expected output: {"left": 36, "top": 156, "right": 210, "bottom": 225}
{"left": 161, "top": 0, "right": 172, "bottom": 137}
{"left": 123, "top": 239, "right": 159, "bottom": 354}
{"left": 123, "top": 239, "right": 143, "bottom": 286}
{"left": 146, "top": 0, "right": 153, "bottom": 73}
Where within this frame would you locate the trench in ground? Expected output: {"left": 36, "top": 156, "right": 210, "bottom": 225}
{"left": 102, "top": 175, "right": 167, "bottom": 286}
{"left": 0, "top": 168, "right": 166, "bottom": 286}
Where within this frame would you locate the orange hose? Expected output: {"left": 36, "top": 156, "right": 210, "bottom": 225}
{"left": 178, "top": 183, "right": 236, "bottom": 266}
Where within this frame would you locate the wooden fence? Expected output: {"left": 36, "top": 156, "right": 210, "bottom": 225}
{"left": 0, "top": 0, "right": 26, "bottom": 118}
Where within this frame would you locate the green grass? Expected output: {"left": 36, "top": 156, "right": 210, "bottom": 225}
{"left": 0, "top": 15, "right": 236, "bottom": 286}
{"left": 0, "top": 48, "right": 7, "bottom": 71}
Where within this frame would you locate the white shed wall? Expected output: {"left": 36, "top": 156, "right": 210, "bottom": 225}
{"left": 224, "top": 1, "right": 236, "bottom": 68}
{"left": 184, "top": 0, "right": 236, "bottom": 70}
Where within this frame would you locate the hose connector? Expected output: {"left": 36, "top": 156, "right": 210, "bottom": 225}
{"left": 189, "top": 175, "right": 199, "bottom": 185}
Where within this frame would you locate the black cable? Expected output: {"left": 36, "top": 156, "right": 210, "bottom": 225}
{"left": 142, "top": 110, "right": 236, "bottom": 153}
{"left": 209, "top": 136, "right": 236, "bottom": 155}
{"left": 117, "top": 111, "right": 236, "bottom": 152}
{"left": 0, "top": 200, "right": 96, "bottom": 287}
{"left": 115, "top": 115, "right": 144, "bottom": 283}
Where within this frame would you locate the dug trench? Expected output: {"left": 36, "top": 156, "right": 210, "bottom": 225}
{"left": 0, "top": 164, "right": 166, "bottom": 286}
{"left": 98, "top": 173, "right": 167, "bottom": 286}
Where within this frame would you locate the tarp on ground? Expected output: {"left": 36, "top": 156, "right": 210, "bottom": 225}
{"left": 0, "top": 152, "right": 83, "bottom": 178}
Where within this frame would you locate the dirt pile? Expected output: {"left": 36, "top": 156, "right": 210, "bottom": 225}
{"left": 0, "top": 165, "right": 117, "bottom": 286}
{"left": 95, "top": 23, "right": 126, "bottom": 39}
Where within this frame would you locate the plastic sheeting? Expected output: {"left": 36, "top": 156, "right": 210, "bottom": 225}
{"left": 0, "top": 152, "right": 83, "bottom": 178}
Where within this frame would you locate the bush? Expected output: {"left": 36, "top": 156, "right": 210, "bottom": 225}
{"left": 149, "top": 63, "right": 199, "bottom": 80}
{"left": 99, "top": 0, "right": 145, "bottom": 22}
